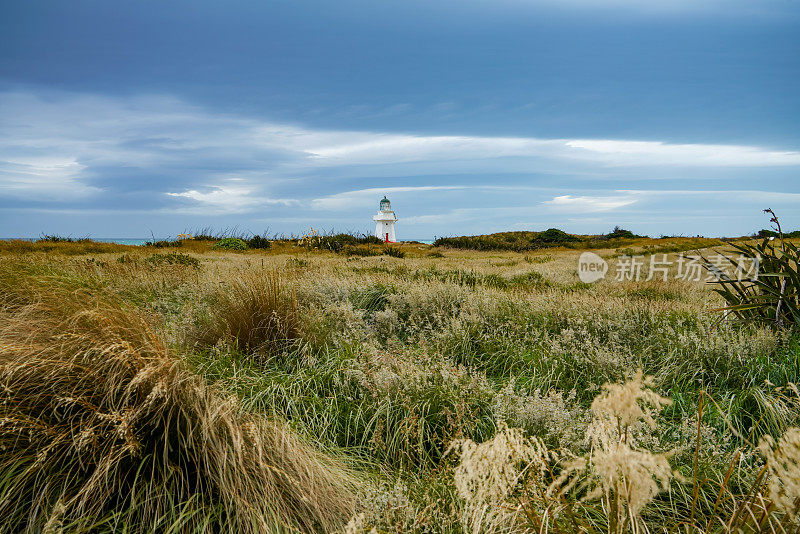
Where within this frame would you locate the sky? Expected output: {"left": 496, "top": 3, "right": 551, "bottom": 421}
{"left": 0, "top": 0, "right": 798, "bottom": 239}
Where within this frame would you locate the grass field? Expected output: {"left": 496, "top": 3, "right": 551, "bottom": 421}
{"left": 0, "top": 235, "right": 798, "bottom": 533}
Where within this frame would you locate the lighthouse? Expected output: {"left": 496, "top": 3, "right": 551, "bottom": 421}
{"left": 373, "top": 196, "right": 397, "bottom": 243}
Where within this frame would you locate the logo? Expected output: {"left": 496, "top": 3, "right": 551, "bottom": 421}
{"left": 578, "top": 252, "right": 608, "bottom": 283}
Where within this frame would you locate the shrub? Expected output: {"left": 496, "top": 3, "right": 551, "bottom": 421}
{"left": 384, "top": 245, "right": 406, "bottom": 258}
{"left": 435, "top": 229, "right": 581, "bottom": 252}
{"left": 186, "top": 227, "right": 249, "bottom": 242}
{"left": 190, "top": 270, "right": 302, "bottom": 358}
{"left": 758, "top": 228, "right": 800, "bottom": 239}
{"left": 246, "top": 235, "right": 272, "bottom": 249}
{"left": 38, "top": 234, "right": 91, "bottom": 243}
{"left": 211, "top": 238, "right": 248, "bottom": 251}
{"left": 144, "top": 239, "right": 182, "bottom": 248}
{"left": 534, "top": 228, "right": 580, "bottom": 245}
{"left": 299, "top": 232, "right": 383, "bottom": 253}
{"left": 192, "top": 234, "right": 217, "bottom": 241}
{"left": 0, "top": 281, "right": 356, "bottom": 532}
{"left": 604, "top": 226, "right": 643, "bottom": 239}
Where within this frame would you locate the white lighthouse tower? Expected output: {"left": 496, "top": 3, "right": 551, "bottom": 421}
{"left": 373, "top": 196, "right": 397, "bottom": 243}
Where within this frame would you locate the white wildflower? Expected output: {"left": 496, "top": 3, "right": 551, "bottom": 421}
{"left": 450, "top": 424, "right": 551, "bottom": 534}
{"left": 760, "top": 427, "right": 800, "bottom": 519}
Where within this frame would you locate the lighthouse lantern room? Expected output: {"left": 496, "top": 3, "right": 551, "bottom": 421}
{"left": 373, "top": 196, "right": 397, "bottom": 243}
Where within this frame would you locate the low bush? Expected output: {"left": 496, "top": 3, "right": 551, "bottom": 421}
{"left": 191, "top": 234, "right": 217, "bottom": 241}
{"left": 300, "top": 232, "right": 383, "bottom": 253}
{"left": 435, "top": 229, "right": 580, "bottom": 252}
{"left": 144, "top": 239, "right": 182, "bottom": 248}
{"left": 384, "top": 245, "right": 406, "bottom": 258}
{"left": 38, "top": 234, "right": 91, "bottom": 243}
{"left": 758, "top": 228, "right": 800, "bottom": 239}
{"left": 604, "top": 225, "right": 644, "bottom": 239}
{"left": 535, "top": 228, "right": 580, "bottom": 244}
{"left": 211, "top": 238, "right": 248, "bottom": 251}
{"left": 246, "top": 235, "right": 272, "bottom": 249}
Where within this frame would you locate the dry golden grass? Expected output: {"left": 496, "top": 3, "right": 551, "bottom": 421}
{"left": 0, "top": 235, "right": 797, "bottom": 533}
{"left": 0, "top": 269, "right": 357, "bottom": 533}
{"left": 189, "top": 269, "right": 303, "bottom": 359}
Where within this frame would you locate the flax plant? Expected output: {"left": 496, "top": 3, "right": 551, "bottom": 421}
{"left": 704, "top": 210, "right": 800, "bottom": 328}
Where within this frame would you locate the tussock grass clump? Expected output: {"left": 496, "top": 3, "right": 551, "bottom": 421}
{"left": 190, "top": 270, "right": 302, "bottom": 358}
{"left": 0, "top": 282, "right": 356, "bottom": 533}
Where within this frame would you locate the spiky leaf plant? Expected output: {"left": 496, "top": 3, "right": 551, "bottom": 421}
{"left": 704, "top": 209, "right": 800, "bottom": 328}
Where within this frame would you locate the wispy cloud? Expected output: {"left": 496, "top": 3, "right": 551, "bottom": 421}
{"left": 166, "top": 186, "right": 297, "bottom": 214}
{"left": 312, "top": 186, "right": 466, "bottom": 210}
{"left": 303, "top": 135, "right": 800, "bottom": 168}
{"left": 540, "top": 190, "right": 800, "bottom": 215}
{"left": 564, "top": 140, "right": 800, "bottom": 167}
{"left": 542, "top": 194, "right": 640, "bottom": 212}
{"left": 0, "top": 156, "right": 98, "bottom": 199}
{"left": 494, "top": 0, "right": 799, "bottom": 17}
{"left": 2, "top": 89, "right": 799, "bottom": 228}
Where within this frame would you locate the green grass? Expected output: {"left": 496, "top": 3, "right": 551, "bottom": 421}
{"left": 2, "top": 235, "right": 800, "bottom": 533}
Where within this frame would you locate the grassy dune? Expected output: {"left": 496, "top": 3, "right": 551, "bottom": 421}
{"left": 0, "top": 237, "right": 798, "bottom": 532}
